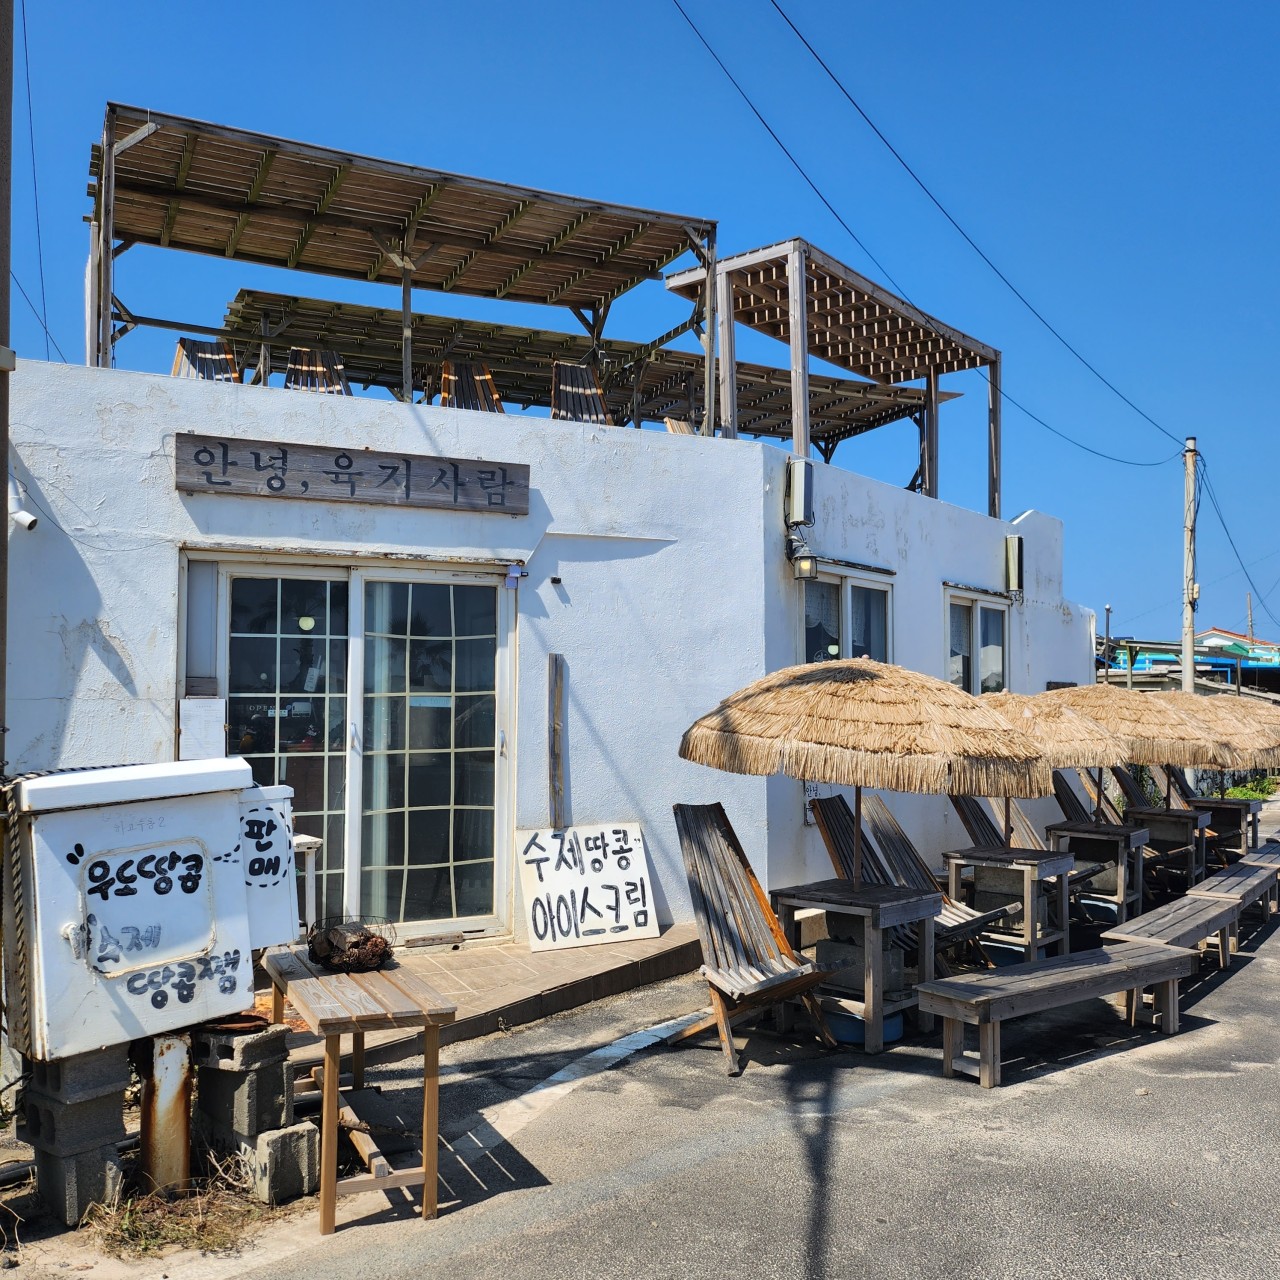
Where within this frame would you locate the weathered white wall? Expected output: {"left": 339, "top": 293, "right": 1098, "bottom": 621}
{"left": 9, "top": 360, "right": 1095, "bottom": 924}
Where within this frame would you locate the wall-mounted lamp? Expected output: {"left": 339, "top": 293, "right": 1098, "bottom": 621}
{"left": 297, "top": 616, "right": 316, "bottom": 632}
{"left": 786, "top": 530, "right": 819, "bottom": 580}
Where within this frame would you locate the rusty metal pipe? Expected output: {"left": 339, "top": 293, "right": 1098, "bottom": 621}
{"left": 139, "top": 1033, "right": 193, "bottom": 1193}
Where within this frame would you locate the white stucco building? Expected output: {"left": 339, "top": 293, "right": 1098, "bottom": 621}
{"left": 5, "top": 105, "right": 1095, "bottom": 946}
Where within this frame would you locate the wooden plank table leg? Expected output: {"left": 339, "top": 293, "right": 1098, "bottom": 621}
{"left": 1058, "top": 875, "right": 1071, "bottom": 956}
{"left": 1217, "top": 926, "right": 1230, "bottom": 969}
{"left": 421, "top": 1024, "right": 440, "bottom": 1220}
{"left": 775, "top": 902, "right": 797, "bottom": 1033}
{"left": 916, "top": 916, "right": 935, "bottom": 1034}
{"left": 941, "top": 1017, "right": 959, "bottom": 1078}
{"left": 863, "top": 921, "right": 884, "bottom": 1054}
{"left": 352, "top": 1032, "right": 365, "bottom": 1090}
{"left": 271, "top": 980, "right": 284, "bottom": 1024}
{"left": 1157, "top": 979, "right": 1180, "bottom": 1034}
{"left": 978, "top": 1021, "right": 1001, "bottom": 1088}
{"left": 320, "top": 1034, "right": 340, "bottom": 1235}
{"left": 1023, "top": 866, "right": 1038, "bottom": 958}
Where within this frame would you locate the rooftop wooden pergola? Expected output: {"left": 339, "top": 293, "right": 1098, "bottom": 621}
{"left": 667, "top": 238, "right": 1004, "bottom": 516}
{"left": 186, "top": 289, "right": 944, "bottom": 450}
{"left": 87, "top": 104, "right": 718, "bottom": 424}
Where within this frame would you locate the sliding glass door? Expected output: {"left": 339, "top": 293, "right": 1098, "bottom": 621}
{"left": 222, "top": 564, "right": 510, "bottom": 934}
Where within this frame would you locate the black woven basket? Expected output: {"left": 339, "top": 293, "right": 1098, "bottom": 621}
{"left": 306, "top": 916, "right": 397, "bottom": 973}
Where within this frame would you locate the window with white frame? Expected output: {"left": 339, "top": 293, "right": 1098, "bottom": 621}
{"left": 803, "top": 572, "right": 891, "bottom": 664}
{"left": 947, "top": 592, "right": 1007, "bottom": 693}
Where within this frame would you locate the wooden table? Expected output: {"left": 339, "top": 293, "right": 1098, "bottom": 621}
{"left": 1125, "top": 806, "right": 1209, "bottom": 884}
{"left": 263, "top": 946, "right": 456, "bottom": 1234}
{"left": 771, "top": 879, "right": 941, "bottom": 1054}
{"left": 1045, "top": 821, "right": 1150, "bottom": 923}
{"left": 1190, "top": 797, "right": 1262, "bottom": 853}
{"left": 942, "top": 845, "right": 1074, "bottom": 958}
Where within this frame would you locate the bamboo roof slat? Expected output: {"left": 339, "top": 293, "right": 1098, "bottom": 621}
{"left": 93, "top": 105, "right": 714, "bottom": 311}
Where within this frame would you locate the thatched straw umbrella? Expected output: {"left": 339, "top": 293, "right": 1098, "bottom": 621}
{"left": 1036, "top": 683, "right": 1240, "bottom": 820}
{"left": 679, "top": 658, "right": 1051, "bottom": 882}
{"left": 1153, "top": 691, "right": 1280, "bottom": 801}
{"left": 984, "top": 691, "right": 1132, "bottom": 842}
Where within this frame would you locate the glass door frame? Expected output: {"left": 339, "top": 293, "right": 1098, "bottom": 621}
{"left": 193, "top": 552, "right": 516, "bottom": 939}
{"left": 346, "top": 564, "right": 515, "bottom": 937}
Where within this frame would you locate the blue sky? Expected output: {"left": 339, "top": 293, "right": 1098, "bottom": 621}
{"left": 11, "top": 1, "right": 1278, "bottom": 642}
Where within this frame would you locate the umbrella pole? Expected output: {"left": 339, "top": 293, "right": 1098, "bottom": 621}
{"left": 1094, "top": 767, "right": 1104, "bottom": 824}
{"left": 1004, "top": 796, "right": 1013, "bottom": 847}
{"left": 853, "top": 785, "right": 863, "bottom": 886}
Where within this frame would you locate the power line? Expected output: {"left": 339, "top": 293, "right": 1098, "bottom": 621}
{"left": 1196, "top": 456, "right": 1280, "bottom": 630}
{"left": 18, "top": 0, "right": 50, "bottom": 361}
{"left": 672, "top": 0, "right": 1182, "bottom": 471}
{"left": 11, "top": 270, "right": 67, "bottom": 362}
{"left": 768, "top": 0, "right": 1186, "bottom": 453}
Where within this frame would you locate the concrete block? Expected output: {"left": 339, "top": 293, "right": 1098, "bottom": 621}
{"left": 19, "top": 1090, "right": 126, "bottom": 1157}
{"left": 25, "top": 1044, "right": 132, "bottom": 1105}
{"left": 34, "top": 1143, "right": 123, "bottom": 1226}
{"left": 247, "top": 1123, "right": 319, "bottom": 1205}
{"left": 815, "top": 938, "right": 905, "bottom": 993}
{"left": 195, "top": 1061, "right": 291, "bottom": 1141}
{"left": 190, "top": 1023, "right": 288, "bottom": 1072}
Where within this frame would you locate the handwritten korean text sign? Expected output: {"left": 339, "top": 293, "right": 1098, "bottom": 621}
{"left": 175, "top": 434, "right": 530, "bottom": 515}
{"left": 516, "top": 824, "right": 659, "bottom": 952}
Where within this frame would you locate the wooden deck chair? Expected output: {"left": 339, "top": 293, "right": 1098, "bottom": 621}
{"left": 1158, "top": 765, "right": 1196, "bottom": 808}
{"left": 670, "top": 802, "right": 836, "bottom": 1074}
{"left": 1074, "top": 767, "right": 1125, "bottom": 825}
{"left": 171, "top": 337, "right": 241, "bottom": 383}
{"left": 809, "top": 795, "right": 1017, "bottom": 961}
{"left": 440, "top": 360, "right": 504, "bottom": 414}
{"left": 1110, "top": 764, "right": 1155, "bottom": 811}
{"left": 663, "top": 416, "right": 696, "bottom": 435}
{"left": 551, "top": 362, "right": 613, "bottom": 426}
{"left": 1052, "top": 769, "right": 1094, "bottom": 825}
{"left": 284, "top": 347, "right": 351, "bottom": 395}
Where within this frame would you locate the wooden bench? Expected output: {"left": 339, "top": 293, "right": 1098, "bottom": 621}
{"left": 1187, "top": 861, "right": 1279, "bottom": 918}
{"left": 1240, "top": 841, "right": 1280, "bottom": 872}
{"left": 264, "top": 946, "right": 456, "bottom": 1234}
{"left": 1101, "top": 894, "right": 1239, "bottom": 970}
{"left": 915, "top": 942, "right": 1200, "bottom": 1088}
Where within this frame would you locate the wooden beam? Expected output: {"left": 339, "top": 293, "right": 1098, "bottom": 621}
{"left": 225, "top": 148, "right": 277, "bottom": 257}
{"left": 715, "top": 262, "right": 737, "bottom": 438}
{"left": 787, "top": 242, "right": 810, "bottom": 458}
{"left": 439, "top": 200, "right": 532, "bottom": 291}
{"left": 365, "top": 185, "right": 447, "bottom": 281}
{"left": 988, "top": 357, "right": 1002, "bottom": 519}
{"left": 544, "top": 220, "right": 651, "bottom": 304}
{"left": 159, "top": 133, "right": 197, "bottom": 249}
{"left": 494, "top": 211, "right": 594, "bottom": 299}
{"left": 549, "top": 654, "right": 566, "bottom": 830}
{"left": 285, "top": 165, "right": 350, "bottom": 270}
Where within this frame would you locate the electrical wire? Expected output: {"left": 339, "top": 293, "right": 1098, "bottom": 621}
{"left": 1196, "top": 456, "right": 1280, "bottom": 630}
{"left": 768, "top": 0, "right": 1186, "bottom": 452}
{"left": 672, "top": 0, "right": 1183, "bottom": 471}
{"left": 11, "top": 270, "right": 67, "bottom": 362}
{"left": 18, "top": 0, "right": 50, "bottom": 361}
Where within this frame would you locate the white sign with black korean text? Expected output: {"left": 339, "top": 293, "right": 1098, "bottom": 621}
{"left": 516, "top": 823, "right": 659, "bottom": 952}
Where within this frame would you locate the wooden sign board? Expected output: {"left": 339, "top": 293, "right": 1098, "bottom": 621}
{"left": 175, "top": 433, "right": 530, "bottom": 515}
{"left": 516, "top": 823, "right": 659, "bottom": 952}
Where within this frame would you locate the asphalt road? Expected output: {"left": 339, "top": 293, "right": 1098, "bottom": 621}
{"left": 215, "top": 906, "right": 1280, "bottom": 1280}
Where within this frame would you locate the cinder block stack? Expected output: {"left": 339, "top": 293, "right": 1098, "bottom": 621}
{"left": 192, "top": 1023, "right": 318, "bottom": 1204}
{"left": 19, "top": 1046, "right": 129, "bottom": 1225}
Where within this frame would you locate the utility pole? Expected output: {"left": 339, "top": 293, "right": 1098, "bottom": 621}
{"left": 1182, "top": 436, "right": 1198, "bottom": 694}
{"left": 0, "top": 0, "right": 12, "bottom": 768}
{"left": 1247, "top": 592, "right": 1254, "bottom": 641}
{"left": 1103, "top": 604, "right": 1112, "bottom": 685}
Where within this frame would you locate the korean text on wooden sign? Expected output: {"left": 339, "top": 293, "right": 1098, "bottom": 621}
{"left": 516, "top": 824, "right": 659, "bottom": 952}
{"left": 175, "top": 433, "right": 530, "bottom": 515}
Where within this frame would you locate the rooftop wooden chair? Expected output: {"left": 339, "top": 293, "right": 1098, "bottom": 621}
{"left": 551, "top": 362, "right": 613, "bottom": 426}
{"left": 663, "top": 416, "right": 696, "bottom": 435}
{"left": 670, "top": 802, "right": 836, "bottom": 1074}
{"left": 809, "top": 794, "right": 1017, "bottom": 962}
{"left": 171, "top": 337, "right": 241, "bottom": 383}
{"left": 440, "top": 360, "right": 504, "bottom": 414}
{"left": 284, "top": 347, "right": 351, "bottom": 395}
